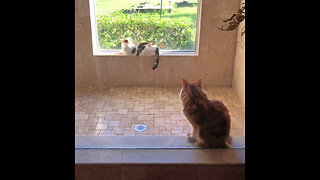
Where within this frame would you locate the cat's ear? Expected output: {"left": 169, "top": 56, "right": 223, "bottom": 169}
{"left": 121, "top": 39, "right": 129, "bottom": 44}
{"left": 194, "top": 78, "right": 202, "bottom": 88}
{"left": 182, "top": 79, "right": 190, "bottom": 90}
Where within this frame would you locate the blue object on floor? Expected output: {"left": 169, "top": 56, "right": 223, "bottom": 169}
{"left": 135, "top": 124, "right": 147, "bottom": 132}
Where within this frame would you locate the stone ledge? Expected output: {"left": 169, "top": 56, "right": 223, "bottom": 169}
{"left": 75, "top": 148, "right": 245, "bottom": 165}
{"left": 75, "top": 135, "right": 245, "bottom": 149}
{"left": 75, "top": 136, "right": 245, "bottom": 165}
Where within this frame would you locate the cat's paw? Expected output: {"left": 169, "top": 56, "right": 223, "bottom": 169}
{"left": 195, "top": 141, "right": 206, "bottom": 147}
{"left": 187, "top": 133, "right": 197, "bottom": 143}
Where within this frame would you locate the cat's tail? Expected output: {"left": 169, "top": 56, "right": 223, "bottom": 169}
{"left": 152, "top": 47, "right": 160, "bottom": 70}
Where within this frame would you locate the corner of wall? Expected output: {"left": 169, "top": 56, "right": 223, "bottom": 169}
{"left": 231, "top": 0, "right": 245, "bottom": 107}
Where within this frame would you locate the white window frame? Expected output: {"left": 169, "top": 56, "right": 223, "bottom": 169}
{"left": 88, "top": 0, "right": 202, "bottom": 56}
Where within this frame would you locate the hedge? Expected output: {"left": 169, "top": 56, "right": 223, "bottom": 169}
{"left": 97, "top": 11, "right": 194, "bottom": 50}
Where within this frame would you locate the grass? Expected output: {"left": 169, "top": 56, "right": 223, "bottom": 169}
{"left": 95, "top": 0, "right": 198, "bottom": 49}
{"left": 161, "top": 7, "right": 198, "bottom": 37}
{"left": 95, "top": 0, "right": 198, "bottom": 27}
{"left": 95, "top": 0, "right": 198, "bottom": 15}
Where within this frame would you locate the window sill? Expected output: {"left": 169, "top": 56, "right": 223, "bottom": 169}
{"left": 75, "top": 135, "right": 244, "bottom": 149}
{"left": 75, "top": 136, "right": 245, "bottom": 165}
{"left": 92, "top": 50, "right": 199, "bottom": 57}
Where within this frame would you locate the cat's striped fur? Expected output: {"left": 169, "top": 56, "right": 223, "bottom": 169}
{"left": 179, "top": 79, "right": 232, "bottom": 148}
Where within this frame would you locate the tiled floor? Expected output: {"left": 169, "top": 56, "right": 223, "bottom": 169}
{"left": 75, "top": 86, "right": 245, "bottom": 136}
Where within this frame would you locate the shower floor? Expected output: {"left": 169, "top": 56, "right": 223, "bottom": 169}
{"left": 75, "top": 86, "right": 245, "bottom": 136}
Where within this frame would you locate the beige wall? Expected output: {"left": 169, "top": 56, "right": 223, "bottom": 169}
{"left": 231, "top": 0, "right": 245, "bottom": 106}
{"left": 75, "top": 0, "right": 240, "bottom": 88}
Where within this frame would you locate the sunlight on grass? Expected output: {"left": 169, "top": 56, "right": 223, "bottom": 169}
{"left": 96, "top": 0, "right": 197, "bottom": 24}
{"left": 95, "top": 0, "right": 199, "bottom": 50}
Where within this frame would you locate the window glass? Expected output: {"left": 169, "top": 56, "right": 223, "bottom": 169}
{"left": 94, "top": 0, "right": 199, "bottom": 51}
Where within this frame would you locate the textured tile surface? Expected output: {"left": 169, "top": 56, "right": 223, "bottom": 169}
{"left": 75, "top": 86, "right": 245, "bottom": 136}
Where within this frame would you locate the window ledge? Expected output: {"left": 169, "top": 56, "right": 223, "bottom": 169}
{"left": 75, "top": 136, "right": 244, "bottom": 149}
{"left": 75, "top": 136, "right": 245, "bottom": 165}
{"left": 92, "top": 51, "right": 199, "bottom": 57}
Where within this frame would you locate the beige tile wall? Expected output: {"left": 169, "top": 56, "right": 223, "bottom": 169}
{"left": 75, "top": 0, "right": 241, "bottom": 88}
{"left": 231, "top": 0, "right": 245, "bottom": 106}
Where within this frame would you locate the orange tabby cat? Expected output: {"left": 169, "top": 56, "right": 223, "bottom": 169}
{"left": 179, "top": 78, "right": 232, "bottom": 148}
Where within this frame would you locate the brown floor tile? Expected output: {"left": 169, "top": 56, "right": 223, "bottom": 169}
{"left": 75, "top": 86, "right": 245, "bottom": 136}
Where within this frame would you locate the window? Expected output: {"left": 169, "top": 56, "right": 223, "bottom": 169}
{"left": 89, "top": 0, "right": 201, "bottom": 55}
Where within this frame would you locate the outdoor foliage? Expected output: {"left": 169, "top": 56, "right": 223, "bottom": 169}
{"left": 97, "top": 11, "right": 194, "bottom": 50}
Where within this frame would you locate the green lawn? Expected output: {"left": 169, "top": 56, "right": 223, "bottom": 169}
{"left": 161, "top": 7, "right": 198, "bottom": 36}
{"left": 95, "top": 0, "right": 198, "bottom": 16}
{"left": 95, "top": 0, "right": 198, "bottom": 49}
{"left": 96, "top": 0, "right": 198, "bottom": 28}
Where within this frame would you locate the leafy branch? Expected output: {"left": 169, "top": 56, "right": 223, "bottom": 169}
{"left": 218, "top": 3, "right": 245, "bottom": 36}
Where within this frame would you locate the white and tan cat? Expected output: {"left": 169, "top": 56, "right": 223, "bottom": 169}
{"left": 120, "top": 38, "right": 160, "bottom": 70}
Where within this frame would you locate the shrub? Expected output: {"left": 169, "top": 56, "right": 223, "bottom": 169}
{"left": 97, "top": 11, "right": 194, "bottom": 50}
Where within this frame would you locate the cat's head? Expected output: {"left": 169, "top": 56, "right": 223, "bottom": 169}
{"left": 120, "top": 37, "right": 132, "bottom": 44}
{"left": 179, "top": 78, "right": 208, "bottom": 107}
{"left": 182, "top": 79, "right": 202, "bottom": 90}
{"left": 180, "top": 78, "right": 203, "bottom": 94}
